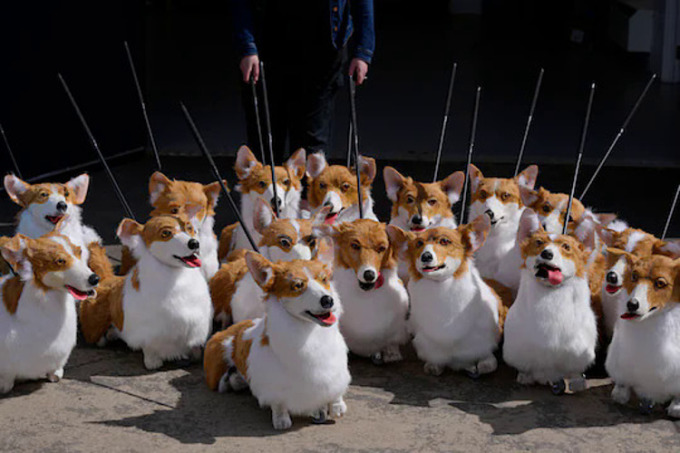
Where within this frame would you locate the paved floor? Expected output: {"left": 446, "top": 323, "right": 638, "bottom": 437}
{"left": 1, "top": 341, "right": 680, "bottom": 452}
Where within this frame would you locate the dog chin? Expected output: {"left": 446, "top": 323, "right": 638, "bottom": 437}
{"left": 303, "top": 310, "right": 337, "bottom": 327}
{"left": 417, "top": 263, "right": 449, "bottom": 279}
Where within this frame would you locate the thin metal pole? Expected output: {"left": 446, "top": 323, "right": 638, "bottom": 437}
{"left": 180, "top": 103, "right": 259, "bottom": 252}
{"left": 661, "top": 184, "right": 680, "bottom": 240}
{"left": 249, "top": 74, "right": 267, "bottom": 164}
{"left": 346, "top": 120, "right": 353, "bottom": 168}
{"left": 258, "top": 61, "right": 279, "bottom": 217}
{"left": 0, "top": 123, "right": 22, "bottom": 179}
{"left": 459, "top": 86, "right": 481, "bottom": 225}
{"left": 579, "top": 73, "right": 656, "bottom": 200}
{"left": 348, "top": 76, "right": 364, "bottom": 219}
{"left": 124, "top": 41, "right": 161, "bottom": 171}
{"left": 58, "top": 73, "right": 136, "bottom": 221}
{"left": 514, "top": 68, "right": 544, "bottom": 177}
{"left": 563, "top": 82, "right": 596, "bottom": 234}
{"left": 433, "top": 62, "right": 457, "bottom": 182}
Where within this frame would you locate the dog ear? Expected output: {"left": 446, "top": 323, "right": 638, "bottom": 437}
{"left": 315, "top": 237, "right": 335, "bottom": 270}
{"left": 468, "top": 164, "right": 484, "bottom": 194}
{"left": 595, "top": 213, "right": 617, "bottom": 226}
{"left": 383, "top": 166, "right": 406, "bottom": 203}
{"left": 65, "top": 173, "right": 90, "bottom": 205}
{"left": 203, "top": 180, "right": 224, "bottom": 210}
{"left": 605, "top": 247, "right": 637, "bottom": 265}
{"left": 310, "top": 205, "right": 332, "bottom": 226}
{"left": 306, "top": 152, "right": 327, "bottom": 179}
{"left": 440, "top": 171, "right": 465, "bottom": 206}
{"left": 654, "top": 240, "right": 680, "bottom": 259}
{"left": 515, "top": 165, "right": 538, "bottom": 189}
{"left": 4, "top": 174, "right": 31, "bottom": 206}
{"left": 253, "top": 197, "right": 276, "bottom": 234}
{"left": 574, "top": 216, "right": 598, "bottom": 252}
{"left": 286, "top": 148, "right": 306, "bottom": 181}
{"left": 116, "top": 218, "right": 144, "bottom": 249}
{"left": 519, "top": 186, "right": 539, "bottom": 207}
{"left": 517, "top": 209, "right": 542, "bottom": 243}
{"left": 184, "top": 204, "right": 202, "bottom": 221}
{"left": 234, "top": 145, "right": 260, "bottom": 180}
{"left": 149, "top": 171, "right": 172, "bottom": 205}
{"left": 357, "top": 155, "right": 377, "bottom": 186}
{"left": 386, "top": 225, "right": 414, "bottom": 262}
{"left": 245, "top": 252, "right": 276, "bottom": 291}
{"left": 597, "top": 227, "right": 617, "bottom": 247}
{"left": 0, "top": 234, "right": 30, "bottom": 276}
{"left": 461, "top": 215, "right": 490, "bottom": 255}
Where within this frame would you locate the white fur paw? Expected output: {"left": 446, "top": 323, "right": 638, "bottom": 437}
{"left": 568, "top": 375, "right": 588, "bottom": 393}
{"left": 517, "top": 372, "right": 535, "bottom": 385}
{"left": 143, "top": 352, "right": 164, "bottom": 370}
{"left": 229, "top": 372, "right": 249, "bottom": 392}
{"left": 477, "top": 355, "right": 498, "bottom": 375}
{"left": 217, "top": 373, "right": 230, "bottom": 394}
{"left": 382, "top": 345, "right": 403, "bottom": 363}
{"left": 46, "top": 368, "right": 64, "bottom": 383}
{"left": 424, "top": 363, "right": 444, "bottom": 376}
{"left": 667, "top": 399, "right": 680, "bottom": 418}
{"left": 272, "top": 408, "right": 292, "bottom": 430}
{"left": 329, "top": 398, "right": 347, "bottom": 418}
{"left": 611, "top": 384, "right": 631, "bottom": 405}
{"left": 0, "top": 377, "right": 14, "bottom": 394}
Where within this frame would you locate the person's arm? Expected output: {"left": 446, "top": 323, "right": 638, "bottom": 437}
{"left": 231, "top": 0, "right": 260, "bottom": 82}
{"left": 348, "top": 0, "right": 374, "bottom": 85}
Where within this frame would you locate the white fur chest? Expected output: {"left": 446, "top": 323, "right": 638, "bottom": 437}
{"left": 197, "top": 216, "right": 219, "bottom": 280}
{"left": 606, "top": 305, "right": 680, "bottom": 402}
{"left": 230, "top": 273, "right": 266, "bottom": 324}
{"left": 0, "top": 280, "right": 77, "bottom": 380}
{"left": 333, "top": 267, "right": 409, "bottom": 356}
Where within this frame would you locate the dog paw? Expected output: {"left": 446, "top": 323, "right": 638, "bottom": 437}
{"left": 424, "top": 363, "right": 444, "bottom": 376}
{"left": 568, "top": 375, "right": 588, "bottom": 393}
{"left": 105, "top": 327, "right": 119, "bottom": 342}
{"left": 382, "top": 345, "right": 403, "bottom": 363}
{"left": 272, "top": 409, "right": 292, "bottom": 430}
{"left": 329, "top": 398, "right": 347, "bottom": 418}
{"left": 611, "top": 385, "right": 630, "bottom": 405}
{"left": 228, "top": 372, "right": 249, "bottom": 392}
{"left": 517, "top": 372, "right": 534, "bottom": 385}
{"left": 217, "top": 373, "right": 230, "bottom": 394}
{"left": 46, "top": 369, "right": 64, "bottom": 383}
{"left": 143, "top": 353, "right": 164, "bottom": 370}
{"left": 477, "top": 355, "right": 498, "bottom": 375}
{"left": 667, "top": 400, "right": 680, "bottom": 418}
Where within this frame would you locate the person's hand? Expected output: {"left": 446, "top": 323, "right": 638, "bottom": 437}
{"left": 349, "top": 58, "right": 369, "bottom": 85}
{"left": 240, "top": 55, "right": 260, "bottom": 83}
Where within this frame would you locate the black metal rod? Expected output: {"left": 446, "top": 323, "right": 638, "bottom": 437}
{"left": 124, "top": 41, "right": 161, "bottom": 171}
{"left": 579, "top": 73, "right": 656, "bottom": 200}
{"left": 180, "top": 102, "right": 259, "bottom": 252}
{"left": 348, "top": 76, "right": 364, "bottom": 219}
{"left": 514, "top": 67, "right": 544, "bottom": 177}
{"left": 258, "top": 61, "right": 280, "bottom": 218}
{"left": 662, "top": 184, "right": 680, "bottom": 240}
{"left": 58, "top": 73, "right": 136, "bottom": 221}
{"left": 346, "top": 120, "right": 353, "bottom": 168}
{"left": 0, "top": 122, "right": 22, "bottom": 179}
{"left": 249, "top": 74, "right": 267, "bottom": 165}
{"left": 564, "top": 82, "right": 596, "bottom": 234}
{"left": 459, "top": 86, "right": 481, "bottom": 225}
{"left": 433, "top": 62, "right": 457, "bottom": 182}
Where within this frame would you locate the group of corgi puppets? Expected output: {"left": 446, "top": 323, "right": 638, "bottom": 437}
{"left": 2, "top": 145, "right": 680, "bottom": 427}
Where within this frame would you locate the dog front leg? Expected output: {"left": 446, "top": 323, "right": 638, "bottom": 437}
{"left": 667, "top": 398, "right": 680, "bottom": 418}
{"left": 329, "top": 396, "right": 347, "bottom": 418}
{"left": 0, "top": 375, "right": 15, "bottom": 394}
{"left": 271, "top": 404, "right": 292, "bottom": 430}
{"left": 143, "top": 349, "right": 164, "bottom": 370}
{"left": 611, "top": 384, "right": 631, "bottom": 405}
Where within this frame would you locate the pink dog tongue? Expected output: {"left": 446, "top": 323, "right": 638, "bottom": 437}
{"left": 547, "top": 268, "right": 563, "bottom": 285}
{"left": 324, "top": 213, "right": 338, "bottom": 225}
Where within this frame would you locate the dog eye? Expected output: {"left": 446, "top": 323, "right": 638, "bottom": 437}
{"left": 292, "top": 280, "right": 305, "bottom": 291}
{"left": 283, "top": 179, "right": 290, "bottom": 187}
{"left": 161, "top": 230, "right": 172, "bottom": 239}
{"left": 377, "top": 245, "right": 387, "bottom": 253}
{"left": 415, "top": 240, "right": 424, "bottom": 248}
{"left": 341, "top": 182, "right": 351, "bottom": 193}
{"left": 439, "top": 238, "right": 451, "bottom": 246}
{"left": 306, "top": 237, "right": 317, "bottom": 248}
{"left": 655, "top": 278, "right": 668, "bottom": 289}
{"left": 542, "top": 204, "right": 551, "bottom": 213}
{"left": 631, "top": 272, "right": 639, "bottom": 282}
{"left": 319, "top": 182, "right": 327, "bottom": 190}
{"left": 40, "top": 192, "right": 49, "bottom": 198}
{"left": 479, "top": 190, "right": 488, "bottom": 199}
{"left": 55, "top": 258, "right": 66, "bottom": 266}
{"left": 561, "top": 243, "right": 571, "bottom": 251}
{"left": 351, "top": 242, "right": 360, "bottom": 250}
{"left": 170, "top": 207, "right": 180, "bottom": 214}
{"left": 535, "top": 239, "right": 544, "bottom": 247}
{"left": 64, "top": 189, "right": 70, "bottom": 198}
{"left": 258, "top": 181, "right": 267, "bottom": 189}
{"left": 501, "top": 192, "right": 510, "bottom": 201}
{"left": 428, "top": 199, "right": 437, "bottom": 206}
{"left": 280, "top": 238, "right": 291, "bottom": 248}
{"left": 406, "top": 195, "right": 415, "bottom": 204}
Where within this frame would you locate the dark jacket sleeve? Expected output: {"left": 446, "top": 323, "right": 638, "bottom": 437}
{"left": 231, "top": 0, "right": 258, "bottom": 57}
{"left": 349, "top": 0, "right": 375, "bottom": 63}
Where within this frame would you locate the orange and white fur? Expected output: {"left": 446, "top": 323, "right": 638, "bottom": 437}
{"left": 503, "top": 209, "right": 597, "bottom": 391}
{"left": 0, "top": 233, "right": 99, "bottom": 393}
{"left": 306, "top": 152, "right": 378, "bottom": 224}
{"left": 605, "top": 251, "right": 680, "bottom": 416}
{"left": 468, "top": 164, "right": 538, "bottom": 292}
{"left": 316, "top": 219, "right": 409, "bottom": 363}
{"left": 211, "top": 199, "right": 327, "bottom": 328}
{"left": 387, "top": 217, "right": 503, "bottom": 377}
{"left": 146, "top": 171, "right": 222, "bottom": 280}
{"left": 79, "top": 213, "right": 212, "bottom": 370}
{"left": 4, "top": 174, "right": 113, "bottom": 279}
{"left": 204, "top": 252, "right": 350, "bottom": 430}
{"left": 229, "top": 146, "right": 306, "bottom": 251}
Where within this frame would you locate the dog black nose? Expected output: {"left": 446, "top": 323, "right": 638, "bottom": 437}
{"left": 188, "top": 239, "right": 200, "bottom": 250}
{"left": 411, "top": 215, "right": 422, "bottom": 225}
{"left": 363, "top": 269, "right": 376, "bottom": 282}
{"left": 320, "top": 295, "right": 334, "bottom": 309}
{"left": 88, "top": 273, "right": 100, "bottom": 286}
{"left": 485, "top": 209, "right": 495, "bottom": 220}
{"left": 540, "top": 249, "right": 554, "bottom": 260}
{"left": 627, "top": 299, "right": 640, "bottom": 313}
{"left": 421, "top": 251, "right": 433, "bottom": 263}
{"left": 606, "top": 271, "right": 619, "bottom": 285}
{"left": 56, "top": 201, "right": 68, "bottom": 213}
